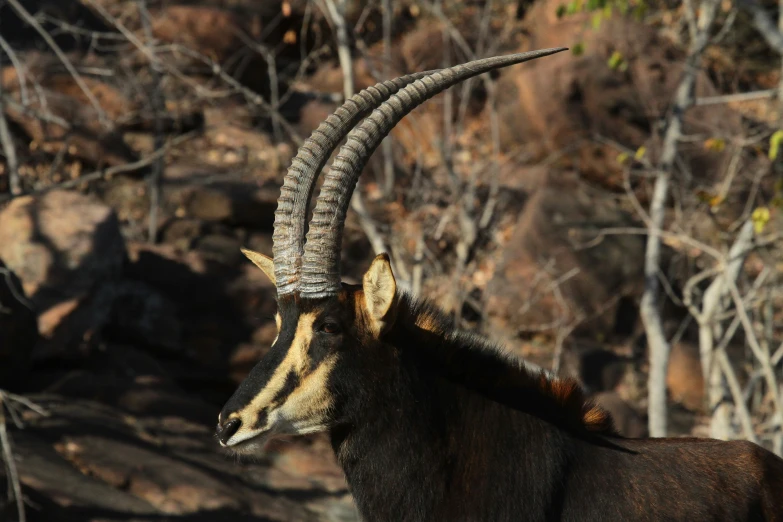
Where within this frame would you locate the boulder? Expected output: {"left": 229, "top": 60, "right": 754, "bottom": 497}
{"left": 496, "top": 0, "right": 742, "bottom": 189}
{"left": 667, "top": 341, "right": 705, "bottom": 412}
{"left": 485, "top": 172, "right": 645, "bottom": 342}
{"left": 0, "top": 190, "right": 127, "bottom": 308}
{"left": 7, "top": 394, "right": 356, "bottom": 521}
{"left": 185, "top": 183, "right": 279, "bottom": 230}
{"left": 2, "top": 63, "right": 137, "bottom": 169}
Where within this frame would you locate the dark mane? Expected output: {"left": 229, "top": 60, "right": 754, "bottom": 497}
{"left": 391, "top": 292, "right": 618, "bottom": 438}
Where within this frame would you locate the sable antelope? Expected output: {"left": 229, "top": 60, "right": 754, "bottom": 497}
{"left": 218, "top": 48, "right": 783, "bottom": 521}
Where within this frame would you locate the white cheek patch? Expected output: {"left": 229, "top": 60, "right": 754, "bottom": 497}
{"left": 277, "top": 356, "right": 336, "bottom": 435}
{"left": 223, "top": 313, "right": 336, "bottom": 446}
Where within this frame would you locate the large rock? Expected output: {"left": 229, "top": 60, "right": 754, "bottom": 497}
{"left": 0, "top": 190, "right": 127, "bottom": 317}
{"left": 2, "top": 63, "right": 137, "bottom": 169}
{"left": 485, "top": 172, "right": 645, "bottom": 343}
{"left": 667, "top": 341, "right": 705, "bottom": 412}
{"left": 0, "top": 261, "right": 37, "bottom": 388}
{"left": 496, "top": 0, "right": 743, "bottom": 189}
{"left": 0, "top": 191, "right": 171, "bottom": 361}
{"left": 6, "top": 393, "right": 357, "bottom": 521}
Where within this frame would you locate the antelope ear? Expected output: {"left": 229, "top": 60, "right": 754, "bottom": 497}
{"left": 362, "top": 253, "right": 398, "bottom": 336}
{"left": 241, "top": 247, "right": 276, "bottom": 286}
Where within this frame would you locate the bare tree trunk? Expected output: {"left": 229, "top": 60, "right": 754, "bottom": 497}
{"left": 696, "top": 220, "right": 755, "bottom": 439}
{"left": 643, "top": 0, "right": 720, "bottom": 437}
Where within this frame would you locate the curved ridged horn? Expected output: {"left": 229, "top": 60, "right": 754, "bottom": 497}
{"left": 299, "top": 48, "right": 567, "bottom": 297}
{"left": 272, "top": 70, "right": 440, "bottom": 295}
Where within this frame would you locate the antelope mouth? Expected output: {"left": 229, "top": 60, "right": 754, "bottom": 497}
{"left": 220, "top": 427, "right": 274, "bottom": 454}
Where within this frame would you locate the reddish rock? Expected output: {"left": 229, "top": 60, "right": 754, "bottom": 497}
{"left": 8, "top": 394, "right": 352, "bottom": 521}
{"left": 496, "top": 0, "right": 742, "bottom": 189}
{"left": 0, "top": 190, "right": 127, "bottom": 311}
{"left": 2, "top": 63, "right": 137, "bottom": 169}
{"left": 667, "top": 341, "right": 705, "bottom": 412}
{"left": 485, "top": 172, "right": 645, "bottom": 343}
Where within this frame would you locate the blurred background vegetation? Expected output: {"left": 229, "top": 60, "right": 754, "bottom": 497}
{"left": 1, "top": 0, "right": 783, "bottom": 520}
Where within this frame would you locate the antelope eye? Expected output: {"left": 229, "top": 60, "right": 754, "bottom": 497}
{"left": 321, "top": 321, "right": 341, "bottom": 334}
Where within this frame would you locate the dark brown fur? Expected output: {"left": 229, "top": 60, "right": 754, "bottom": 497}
{"left": 221, "top": 282, "right": 783, "bottom": 521}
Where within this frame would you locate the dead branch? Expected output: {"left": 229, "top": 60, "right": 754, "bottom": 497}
{"left": 0, "top": 391, "right": 47, "bottom": 522}
{"left": 0, "top": 35, "right": 29, "bottom": 105}
{"left": 6, "top": 0, "right": 110, "bottom": 130}
{"left": 0, "top": 130, "right": 197, "bottom": 204}
{"left": 696, "top": 89, "right": 777, "bottom": 106}
{"left": 316, "top": 0, "right": 409, "bottom": 289}
{"left": 737, "top": 0, "right": 783, "bottom": 53}
{"left": 0, "top": 58, "right": 20, "bottom": 196}
{"left": 380, "top": 0, "right": 395, "bottom": 199}
{"left": 82, "top": 0, "right": 302, "bottom": 145}
{"left": 641, "top": 0, "right": 721, "bottom": 437}
{"left": 691, "top": 220, "right": 755, "bottom": 439}
{"left": 137, "top": 0, "right": 166, "bottom": 244}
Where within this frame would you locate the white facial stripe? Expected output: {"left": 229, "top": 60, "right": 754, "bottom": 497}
{"left": 224, "top": 313, "right": 318, "bottom": 446}
{"left": 278, "top": 355, "right": 336, "bottom": 432}
{"left": 223, "top": 427, "right": 266, "bottom": 447}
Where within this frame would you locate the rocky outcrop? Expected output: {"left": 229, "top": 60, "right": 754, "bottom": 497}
{"left": 0, "top": 190, "right": 127, "bottom": 309}
{"left": 667, "top": 341, "right": 705, "bottom": 412}
{"left": 3, "top": 391, "right": 357, "bottom": 522}
{"left": 485, "top": 172, "right": 645, "bottom": 343}
{"left": 496, "top": 0, "right": 742, "bottom": 189}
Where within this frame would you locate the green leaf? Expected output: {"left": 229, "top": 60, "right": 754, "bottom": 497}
{"left": 634, "top": 146, "right": 646, "bottom": 160}
{"left": 769, "top": 130, "right": 783, "bottom": 160}
{"left": 556, "top": 4, "right": 567, "bottom": 18}
{"left": 592, "top": 11, "right": 603, "bottom": 28}
{"left": 572, "top": 42, "right": 585, "bottom": 56}
{"left": 752, "top": 207, "right": 770, "bottom": 234}
{"left": 608, "top": 51, "right": 624, "bottom": 70}
{"left": 704, "top": 138, "right": 726, "bottom": 152}
{"left": 616, "top": 152, "right": 630, "bottom": 164}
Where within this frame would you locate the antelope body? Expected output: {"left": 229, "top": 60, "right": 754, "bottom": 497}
{"left": 217, "top": 48, "right": 783, "bottom": 521}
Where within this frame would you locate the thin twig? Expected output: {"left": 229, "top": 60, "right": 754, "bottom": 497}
{"left": 717, "top": 351, "right": 758, "bottom": 442}
{"left": 737, "top": 0, "right": 783, "bottom": 53}
{"left": 380, "top": 0, "right": 395, "bottom": 199}
{"left": 0, "top": 131, "right": 197, "bottom": 203}
{"left": 6, "top": 0, "right": 110, "bottom": 130}
{"left": 0, "top": 35, "right": 29, "bottom": 105}
{"left": 82, "top": 0, "right": 302, "bottom": 144}
{"left": 696, "top": 89, "right": 777, "bottom": 106}
{"left": 727, "top": 278, "right": 783, "bottom": 433}
{"left": 0, "top": 53, "right": 20, "bottom": 196}
{"left": 138, "top": 0, "right": 166, "bottom": 244}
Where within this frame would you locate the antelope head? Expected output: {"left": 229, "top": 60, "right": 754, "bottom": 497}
{"left": 216, "top": 48, "right": 566, "bottom": 454}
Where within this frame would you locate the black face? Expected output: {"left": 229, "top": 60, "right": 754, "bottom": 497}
{"left": 215, "top": 293, "right": 363, "bottom": 454}
{"left": 216, "top": 252, "right": 400, "bottom": 453}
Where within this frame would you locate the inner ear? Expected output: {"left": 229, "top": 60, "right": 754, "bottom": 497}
{"left": 362, "top": 253, "right": 398, "bottom": 336}
{"left": 241, "top": 247, "right": 276, "bottom": 286}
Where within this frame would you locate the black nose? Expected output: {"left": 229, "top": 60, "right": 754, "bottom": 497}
{"left": 216, "top": 418, "right": 241, "bottom": 445}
